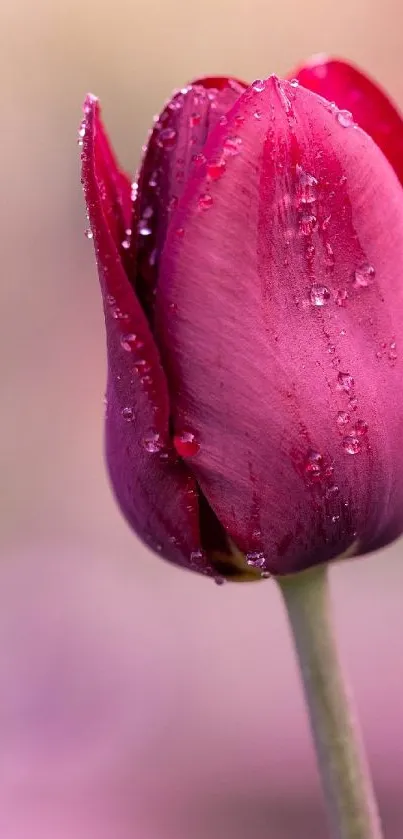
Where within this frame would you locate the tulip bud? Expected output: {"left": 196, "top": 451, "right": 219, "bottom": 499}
{"left": 81, "top": 62, "right": 403, "bottom": 580}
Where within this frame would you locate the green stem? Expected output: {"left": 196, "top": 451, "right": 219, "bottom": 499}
{"left": 276, "top": 564, "right": 383, "bottom": 839}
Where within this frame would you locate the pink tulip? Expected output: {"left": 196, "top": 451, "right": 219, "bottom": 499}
{"left": 81, "top": 57, "right": 403, "bottom": 578}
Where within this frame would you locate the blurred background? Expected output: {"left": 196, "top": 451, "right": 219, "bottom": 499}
{"left": 1, "top": 0, "right": 402, "bottom": 836}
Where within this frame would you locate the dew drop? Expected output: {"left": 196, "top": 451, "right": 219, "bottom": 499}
{"left": 342, "top": 434, "right": 362, "bottom": 455}
{"left": 337, "top": 411, "right": 350, "bottom": 427}
{"left": 121, "top": 407, "right": 134, "bottom": 421}
{"left": 148, "top": 172, "right": 158, "bottom": 188}
{"left": 353, "top": 419, "right": 368, "bottom": 436}
{"left": 389, "top": 341, "right": 398, "bottom": 361}
{"left": 84, "top": 228, "right": 93, "bottom": 240}
{"left": 310, "top": 284, "right": 330, "bottom": 306}
{"left": 137, "top": 219, "right": 152, "bottom": 236}
{"left": 176, "top": 227, "right": 185, "bottom": 238}
{"left": 223, "top": 136, "right": 242, "bottom": 156}
{"left": 157, "top": 127, "right": 177, "bottom": 149}
{"left": 253, "top": 109, "right": 262, "bottom": 120}
{"left": 120, "top": 333, "right": 144, "bottom": 352}
{"left": 111, "top": 307, "right": 129, "bottom": 321}
{"left": 142, "top": 432, "right": 163, "bottom": 453}
{"left": 190, "top": 549, "right": 204, "bottom": 565}
{"left": 304, "top": 450, "right": 325, "bottom": 482}
{"left": 246, "top": 550, "right": 266, "bottom": 568}
{"left": 207, "top": 160, "right": 226, "bottom": 180}
{"left": 252, "top": 79, "right": 265, "bottom": 92}
{"left": 337, "top": 109, "right": 354, "bottom": 127}
{"left": 299, "top": 212, "right": 317, "bottom": 236}
{"left": 174, "top": 430, "right": 200, "bottom": 457}
{"left": 121, "top": 238, "right": 130, "bottom": 249}
{"left": 349, "top": 397, "right": 358, "bottom": 412}
{"left": 353, "top": 263, "right": 375, "bottom": 289}
{"left": 290, "top": 78, "right": 299, "bottom": 88}
{"left": 296, "top": 166, "right": 318, "bottom": 205}
{"left": 337, "top": 372, "right": 354, "bottom": 393}
{"left": 198, "top": 193, "right": 213, "bottom": 210}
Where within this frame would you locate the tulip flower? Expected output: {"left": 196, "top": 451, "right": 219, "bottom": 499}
{"left": 81, "top": 56, "right": 403, "bottom": 583}
{"left": 81, "top": 55, "right": 403, "bottom": 839}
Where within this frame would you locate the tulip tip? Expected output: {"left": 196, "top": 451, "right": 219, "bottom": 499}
{"left": 83, "top": 93, "right": 99, "bottom": 117}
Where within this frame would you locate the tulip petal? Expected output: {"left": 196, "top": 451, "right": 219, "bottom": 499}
{"left": 156, "top": 77, "right": 403, "bottom": 575}
{"left": 292, "top": 56, "right": 403, "bottom": 184}
{"left": 130, "top": 79, "right": 243, "bottom": 325}
{"left": 81, "top": 95, "right": 213, "bottom": 575}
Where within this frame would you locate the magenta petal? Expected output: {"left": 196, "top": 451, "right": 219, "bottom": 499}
{"left": 81, "top": 95, "right": 212, "bottom": 575}
{"left": 130, "top": 79, "right": 243, "bottom": 324}
{"left": 156, "top": 77, "right": 403, "bottom": 575}
{"left": 292, "top": 56, "right": 403, "bottom": 184}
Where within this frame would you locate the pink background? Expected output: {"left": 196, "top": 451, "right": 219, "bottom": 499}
{"left": 1, "top": 0, "right": 402, "bottom": 836}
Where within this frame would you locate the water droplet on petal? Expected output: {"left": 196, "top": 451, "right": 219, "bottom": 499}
{"left": 337, "top": 411, "right": 350, "bottom": 427}
{"left": 142, "top": 432, "right": 163, "bottom": 453}
{"left": 174, "top": 431, "right": 200, "bottom": 457}
{"left": 353, "top": 263, "right": 375, "bottom": 288}
{"left": 304, "top": 450, "right": 325, "bottom": 482}
{"left": 84, "top": 228, "right": 93, "bottom": 240}
{"left": 342, "top": 434, "right": 362, "bottom": 455}
{"left": 207, "top": 160, "right": 226, "bottom": 180}
{"left": 290, "top": 78, "right": 299, "bottom": 88}
{"left": 122, "top": 407, "right": 134, "bottom": 421}
{"left": 157, "top": 127, "right": 177, "bottom": 149}
{"left": 253, "top": 109, "right": 262, "bottom": 120}
{"left": 337, "top": 109, "right": 354, "bottom": 127}
{"left": 137, "top": 219, "right": 152, "bottom": 236}
{"left": 252, "top": 79, "right": 265, "bottom": 92}
{"left": 349, "top": 396, "right": 358, "bottom": 412}
{"left": 299, "top": 213, "right": 317, "bottom": 236}
{"left": 296, "top": 166, "right": 318, "bottom": 204}
{"left": 120, "top": 333, "right": 144, "bottom": 352}
{"left": 198, "top": 193, "right": 213, "bottom": 210}
{"left": 246, "top": 550, "right": 266, "bottom": 568}
{"left": 121, "top": 238, "right": 130, "bottom": 249}
{"left": 190, "top": 549, "right": 204, "bottom": 566}
{"left": 189, "top": 112, "right": 201, "bottom": 127}
{"left": 223, "top": 136, "right": 242, "bottom": 156}
{"left": 310, "top": 284, "right": 330, "bottom": 306}
{"left": 338, "top": 372, "right": 354, "bottom": 393}
{"left": 389, "top": 341, "right": 398, "bottom": 361}
{"left": 353, "top": 419, "right": 368, "bottom": 436}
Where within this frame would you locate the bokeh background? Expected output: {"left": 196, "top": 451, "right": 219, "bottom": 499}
{"left": 1, "top": 0, "right": 403, "bottom": 837}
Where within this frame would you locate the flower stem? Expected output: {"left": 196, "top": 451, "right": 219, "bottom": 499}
{"left": 276, "top": 564, "right": 383, "bottom": 839}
